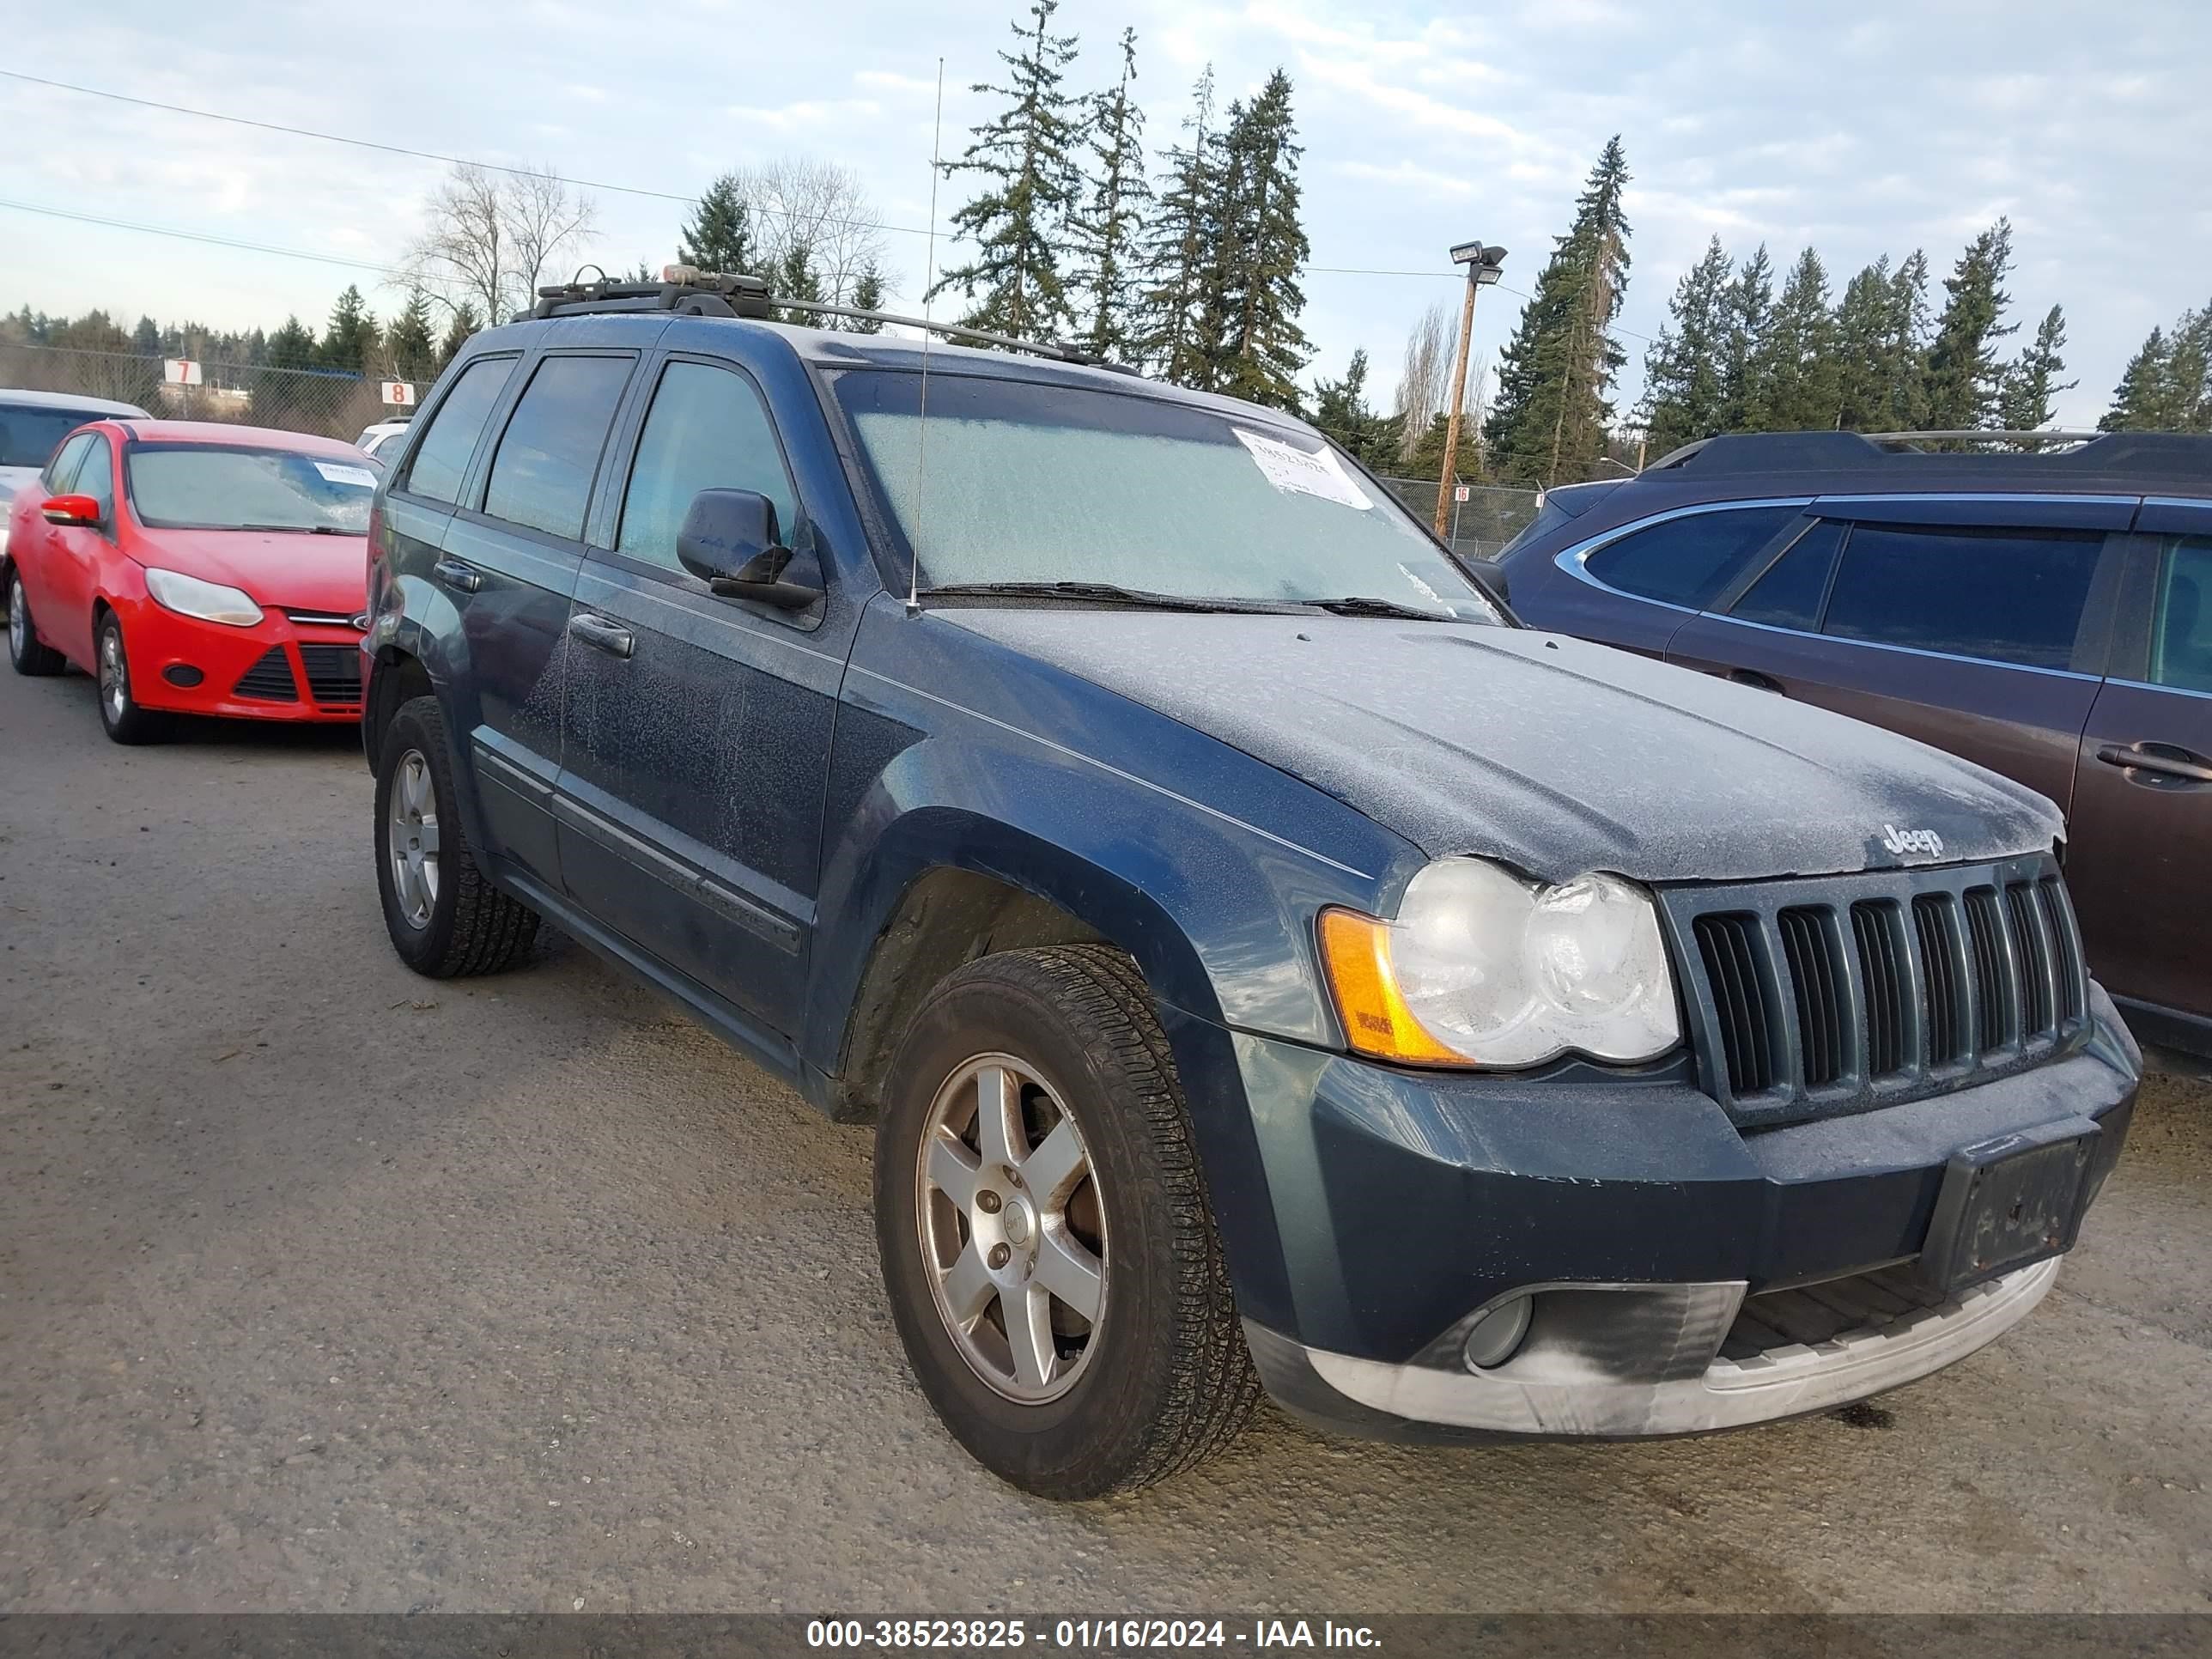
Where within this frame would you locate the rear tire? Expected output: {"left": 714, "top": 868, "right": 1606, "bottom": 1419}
{"left": 8, "top": 568, "right": 65, "bottom": 677}
{"left": 874, "top": 944, "right": 1261, "bottom": 1498}
{"left": 374, "top": 695, "right": 540, "bottom": 976}
{"left": 95, "top": 612, "right": 167, "bottom": 744}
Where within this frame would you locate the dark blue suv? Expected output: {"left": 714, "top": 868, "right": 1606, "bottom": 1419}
{"left": 360, "top": 276, "right": 2139, "bottom": 1497}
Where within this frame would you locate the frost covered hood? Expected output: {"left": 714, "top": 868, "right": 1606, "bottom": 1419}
{"left": 945, "top": 611, "right": 2064, "bottom": 884}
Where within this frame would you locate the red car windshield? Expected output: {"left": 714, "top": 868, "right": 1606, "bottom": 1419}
{"left": 125, "top": 443, "right": 375, "bottom": 534}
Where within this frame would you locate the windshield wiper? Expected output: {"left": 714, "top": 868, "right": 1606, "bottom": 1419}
{"left": 917, "top": 581, "right": 1299, "bottom": 615}
{"left": 238, "top": 522, "right": 352, "bottom": 535}
{"left": 1306, "top": 595, "right": 1459, "bottom": 621}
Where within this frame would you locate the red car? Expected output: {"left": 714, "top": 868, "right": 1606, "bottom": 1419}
{"left": 4, "top": 420, "right": 374, "bottom": 742}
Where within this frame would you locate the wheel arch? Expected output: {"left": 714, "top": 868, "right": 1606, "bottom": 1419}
{"left": 365, "top": 646, "right": 435, "bottom": 773}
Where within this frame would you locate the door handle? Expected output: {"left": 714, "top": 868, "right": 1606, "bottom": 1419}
{"left": 568, "top": 613, "right": 635, "bottom": 659}
{"left": 432, "top": 558, "right": 483, "bottom": 593}
{"left": 2095, "top": 743, "right": 2212, "bottom": 785}
{"left": 1724, "top": 667, "right": 1784, "bottom": 694}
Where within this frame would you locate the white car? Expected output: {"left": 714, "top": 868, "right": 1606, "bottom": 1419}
{"left": 355, "top": 420, "right": 412, "bottom": 462}
{"left": 0, "top": 387, "right": 153, "bottom": 564}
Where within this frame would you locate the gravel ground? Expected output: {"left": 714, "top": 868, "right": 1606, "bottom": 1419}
{"left": 2, "top": 666, "right": 2208, "bottom": 1614}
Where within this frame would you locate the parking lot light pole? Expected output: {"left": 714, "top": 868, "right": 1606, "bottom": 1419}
{"left": 1433, "top": 240, "right": 1508, "bottom": 540}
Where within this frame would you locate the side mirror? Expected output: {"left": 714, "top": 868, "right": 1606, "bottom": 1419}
{"left": 41, "top": 493, "right": 100, "bottom": 527}
{"left": 1464, "top": 556, "right": 1510, "bottom": 605}
{"left": 676, "top": 489, "right": 818, "bottom": 611}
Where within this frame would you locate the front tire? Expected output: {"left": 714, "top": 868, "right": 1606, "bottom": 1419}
{"left": 875, "top": 945, "right": 1261, "bottom": 1498}
{"left": 374, "top": 695, "right": 540, "bottom": 976}
{"left": 95, "top": 612, "right": 167, "bottom": 744}
{"left": 9, "top": 568, "right": 66, "bottom": 676}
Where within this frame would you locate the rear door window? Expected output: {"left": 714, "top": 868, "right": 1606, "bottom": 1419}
{"left": 403, "top": 356, "right": 518, "bottom": 506}
{"left": 1727, "top": 520, "right": 1844, "bottom": 630}
{"left": 1583, "top": 506, "right": 1799, "bottom": 608}
{"left": 483, "top": 355, "right": 635, "bottom": 541}
{"left": 1821, "top": 523, "right": 2105, "bottom": 671}
{"left": 2148, "top": 538, "right": 2212, "bottom": 693}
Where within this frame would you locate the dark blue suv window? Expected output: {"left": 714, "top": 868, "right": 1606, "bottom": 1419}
{"left": 483, "top": 355, "right": 634, "bottom": 541}
{"left": 1584, "top": 507, "right": 1797, "bottom": 609}
{"left": 1729, "top": 520, "right": 1844, "bottom": 629}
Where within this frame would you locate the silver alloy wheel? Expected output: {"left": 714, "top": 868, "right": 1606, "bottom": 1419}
{"left": 916, "top": 1053, "right": 1109, "bottom": 1403}
{"left": 8, "top": 575, "right": 25, "bottom": 659}
{"left": 386, "top": 748, "right": 442, "bottom": 930}
{"left": 98, "top": 626, "right": 127, "bottom": 722}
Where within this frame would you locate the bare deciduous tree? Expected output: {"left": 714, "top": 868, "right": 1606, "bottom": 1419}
{"left": 732, "top": 157, "right": 890, "bottom": 306}
{"left": 1395, "top": 301, "right": 1452, "bottom": 462}
{"left": 404, "top": 163, "right": 599, "bottom": 326}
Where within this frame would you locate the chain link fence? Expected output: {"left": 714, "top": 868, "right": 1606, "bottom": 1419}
{"left": 0, "top": 343, "right": 400, "bottom": 445}
{"left": 1376, "top": 477, "right": 1541, "bottom": 559}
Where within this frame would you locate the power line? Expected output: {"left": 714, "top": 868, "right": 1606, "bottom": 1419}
{"left": 1, "top": 69, "right": 1662, "bottom": 344}
{"left": 0, "top": 198, "right": 399, "bottom": 276}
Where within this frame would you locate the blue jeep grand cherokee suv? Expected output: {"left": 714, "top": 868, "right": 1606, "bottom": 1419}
{"left": 360, "top": 273, "right": 2138, "bottom": 1498}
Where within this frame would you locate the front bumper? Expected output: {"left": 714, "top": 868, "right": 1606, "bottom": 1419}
{"left": 1217, "top": 986, "right": 2138, "bottom": 1442}
{"left": 119, "top": 597, "right": 362, "bottom": 724}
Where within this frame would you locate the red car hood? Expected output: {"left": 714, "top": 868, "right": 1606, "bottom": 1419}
{"left": 134, "top": 527, "right": 368, "bottom": 615}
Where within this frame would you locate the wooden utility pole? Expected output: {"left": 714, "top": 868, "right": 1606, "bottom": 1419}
{"left": 1432, "top": 264, "right": 1480, "bottom": 539}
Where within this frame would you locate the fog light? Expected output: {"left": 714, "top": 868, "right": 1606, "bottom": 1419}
{"left": 162, "top": 665, "right": 204, "bottom": 688}
{"left": 1462, "top": 1295, "right": 1533, "bottom": 1371}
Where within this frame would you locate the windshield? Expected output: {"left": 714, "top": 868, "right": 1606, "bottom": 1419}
{"left": 834, "top": 370, "right": 1501, "bottom": 621}
{"left": 0, "top": 404, "right": 117, "bottom": 471}
{"left": 125, "top": 444, "right": 376, "bottom": 533}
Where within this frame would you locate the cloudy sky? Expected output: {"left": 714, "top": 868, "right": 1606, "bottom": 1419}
{"left": 4, "top": 0, "right": 2209, "bottom": 430}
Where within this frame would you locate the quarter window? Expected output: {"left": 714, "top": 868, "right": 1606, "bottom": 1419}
{"left": 483, "top": 356, "right": 634, "bottom": 541}
{"left": 1821, "top": 523, "right": 2104, "bottom": 671}
{"left": 1729, "top": 520, "right": 1844, "bottom": 630}
{"left": 404, "top": 356, "right": 518, "bottom": 506}
{"left": 2148, "top": 538, "right": 2212, "bottom": 694}
{"left": 617, "top": 361, "right": 797, "bottom": 571}
{"left": 1583, "top": 507, "right": 1799, "bottom": 609}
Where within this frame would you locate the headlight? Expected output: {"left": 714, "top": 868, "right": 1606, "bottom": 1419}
{"left": 1319, "top": 858, "right": 1681, "bottom": 1068}
{"left": 144, "top": 568, "right": 264, "bottom": 628}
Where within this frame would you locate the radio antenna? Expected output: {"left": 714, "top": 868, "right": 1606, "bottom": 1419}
{"left": 908, "top": 56, "right": 945, "bottom": 617}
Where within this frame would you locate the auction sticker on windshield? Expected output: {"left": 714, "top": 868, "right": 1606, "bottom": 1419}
{"left": 313, "top": 461, "right": 378, "bottom": 488}
{"left": 1234, "top": 428, "right": 1372, "bottom": 511}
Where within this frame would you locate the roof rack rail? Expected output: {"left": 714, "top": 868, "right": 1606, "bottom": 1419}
{"left": 531, "top": 265, "right": 1137, "bottom": 373}
{"left": 1644, "top": 428, "right": 2212, "bottom": 480}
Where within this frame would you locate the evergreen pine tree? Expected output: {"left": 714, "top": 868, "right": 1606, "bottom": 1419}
{"left": 929, "top": 0, "right": 1083, "bottom": 340}
{"left": 258, "top": 316, "right": 320, "bottom": 427}
{"left": 1310, "top": 349, "right": 1393, "bottom": 470}
{"left": 842, "top": 264, "right": 887, "bottom": 332}
{"left": 131, "top": 315, "right": 160, "bottom": 357}
{"left": 386, "top": 291, "right": 439, "bottom": 384}
{"left": 2099, "top": 329, "right": 2168, "bottom": 431}
{"left": 2161, "top": 306, "right": 2212, "bottom": 431}
{"left": 1070, "top": 28, "right": 1151, "bottom": 364}
{"left": 678, "top": 174, "right": 757, "bottom": 274}
{"left": 1831, "top": 258, "right": 1895, "bottom": 432}
{"left": 1717, "top": 244, "right": 1772, "bottom": 430}
{"left": 319, "top": 285, "right": 378, "bottom": 374}
{"left": 1134, "top": 67, "right": 1224, "bottom": 386}
{"left": 437, "top": 303, "right": 483, "bottom": 370}
{"left": 266, "top": 316, "right": 318, "bottom": 371}
{"left": 1202, "top": 70, "right": 1310, "bottom": 410}
{"left": 1997, "top": 304, "right": 2075, "bottom": 432}
{"left": 776, "top": 245, "right": 824, "bottom": 325}
{"left": 1746, "top": 248, "right": 1839, "bottom": 431}
{"left": 1408, "top": 412, "right": 1483, "bottom": 484}
{"left": 1485, "top": 136, "right": 1632, "bottom": 487}
{"left": 1638, "top": 236, "right": 1732, "bottom": 456}
{"left": 1923, "top": 220, "right": 2017, "bottom": 429}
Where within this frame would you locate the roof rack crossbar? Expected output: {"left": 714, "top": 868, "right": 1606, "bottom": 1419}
{"left": 528, "top": 265, "right": 1133, "bottom": 372}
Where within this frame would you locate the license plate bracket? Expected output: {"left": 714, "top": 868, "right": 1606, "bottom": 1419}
{"left": 1913, "top": 1126, "right": 2096, "bottom": 1297}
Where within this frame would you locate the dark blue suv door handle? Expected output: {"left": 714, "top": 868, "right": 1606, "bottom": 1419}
{"left": 2096, "top": 742, "right": 2212, "bottom": 785}
{"left": 568, "top": 612, "right": 635, "bottom": 659}
{"left": 432, "top": 558, "right": 483, "bottom": 593}
{"left": 1725, "top": 667, "right": 1784, "bottom": 694}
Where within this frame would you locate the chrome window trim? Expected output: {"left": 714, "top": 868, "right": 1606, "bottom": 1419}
{"left": 2140, "top": 496, "right": 2212, "bottom": 513}
{"left": 1550, "top": 496, "right": 1815, "bottom": 614}
{"left": 1696, "top": 610, "right": 2105, "bottom": 682}
{"left": 2106, "top": 675, "right": 2212, "bottom": 703}
{"left": 1807, "top": 492, "right": 2143, "bottom": 511}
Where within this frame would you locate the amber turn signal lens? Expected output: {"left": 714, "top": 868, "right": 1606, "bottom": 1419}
{"left": 1316, "top": 908, "right": 1472, "bottom": 1066}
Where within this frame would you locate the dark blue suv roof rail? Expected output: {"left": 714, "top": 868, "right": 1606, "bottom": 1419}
{"left": 1647, "top": 428, "right": 2212, "bottom": 483}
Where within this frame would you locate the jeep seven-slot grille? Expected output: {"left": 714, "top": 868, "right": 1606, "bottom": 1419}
{"left": 298, "top": 643, "right": 362, "bottom": 706}
{"left": 233, "top": 647, "right": 299, "bottom": 702}
{"left": 1670, "top": 856, "right": 2087, "bottom": 1127}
